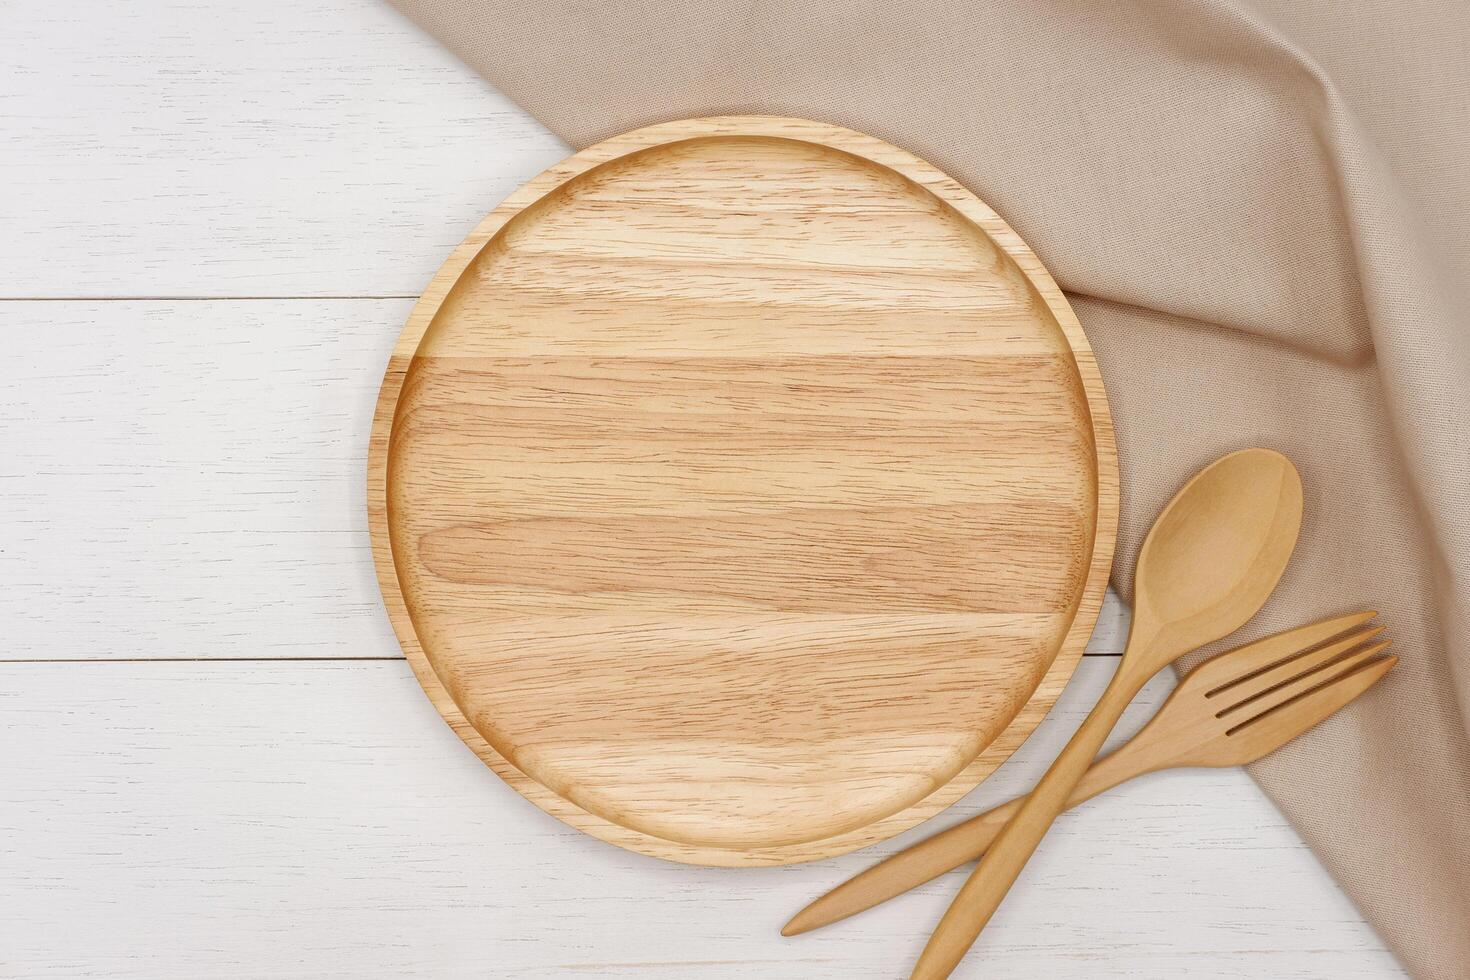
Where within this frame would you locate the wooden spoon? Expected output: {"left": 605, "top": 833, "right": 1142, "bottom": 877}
{"left": 911, "top": 448, "right": 1303, "bottom": 979}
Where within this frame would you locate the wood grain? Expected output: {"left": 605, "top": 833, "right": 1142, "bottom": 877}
{"left": 0, "top": 0, "right": 569, "bottom": 298}
{"left": 370, "top": 116, "right": 1118, "bottom": 864}
{"left": 0, "top": 299, "right": 1133, "bottom": 663}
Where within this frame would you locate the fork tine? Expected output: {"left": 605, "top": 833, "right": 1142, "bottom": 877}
{"left": 1218, "top": 639, "right": 1392, "bottom": 722}
{"left": 1184, "top": 611, "right": 1377, "bottom": 690}
{"left": 1207, "top": 626, "right": 1386, "bottom": 704}
{"left": 1225, "top": 654, "right": 1397, "bottom": 742}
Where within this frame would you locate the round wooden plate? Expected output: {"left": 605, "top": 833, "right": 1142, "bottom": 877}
{"left": 369, "top": 116, "right": 1117, "bottom": 866}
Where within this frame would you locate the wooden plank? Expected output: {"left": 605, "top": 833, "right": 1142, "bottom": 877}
{"left": 0, "top": 0, "right": 568, "bottom": 298}
{"left": 0, "top": 657, "right": 1402, "bottom": 978}
{"left": 0, "top": 299, "right": 400, "bottom": 659}
{"left": 0, "top": 298, "right": 1129, "bottom": 660}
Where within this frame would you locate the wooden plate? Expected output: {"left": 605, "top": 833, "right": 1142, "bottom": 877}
{"left": 369, "top": 116, "right": 1117, "bottom": 866}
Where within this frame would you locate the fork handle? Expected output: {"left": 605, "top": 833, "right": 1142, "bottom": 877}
{"left": 911, "top": 667, "right": 1146, "bottom": 980}
{"left": 784, "top": 737, "right": 1153, "bottom": 936}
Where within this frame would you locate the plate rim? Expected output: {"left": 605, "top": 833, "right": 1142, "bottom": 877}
{"left": 367, "top": 114, "right": 1119, "bottom": 866}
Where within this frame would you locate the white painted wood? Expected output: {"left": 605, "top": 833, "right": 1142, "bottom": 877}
{"left": 0, "top": 658, "right": 1403, "bottom": 979}
{"left": 0, "top": 297, "right": 1133, "bottom": 662}
{"left": 0, "top": 300, "right": 402, "bottom": 660}
{"left": 0, "top": 0, "right": 1404, "bottom": 973}
{"left": 0, "top": 0, "right": 569, "bottom": 299}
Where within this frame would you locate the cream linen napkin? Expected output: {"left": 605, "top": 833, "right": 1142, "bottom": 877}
{"left": 385, "top": 1, "right": 1470, "bottom": 975}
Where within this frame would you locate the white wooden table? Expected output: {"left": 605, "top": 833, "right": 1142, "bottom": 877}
{"left": 0, "top": 1, "right": 1406, "bottom": 976}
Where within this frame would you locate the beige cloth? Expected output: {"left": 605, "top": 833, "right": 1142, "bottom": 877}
{"left": 388, "top": 1, "right": 1470, "bottom": 975}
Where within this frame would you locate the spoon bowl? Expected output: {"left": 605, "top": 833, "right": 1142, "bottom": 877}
{"left": 1131, "top": 448, "right": 1304, "bottom": 667}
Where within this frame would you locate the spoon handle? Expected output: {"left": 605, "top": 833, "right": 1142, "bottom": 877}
{"left": 910, "top": 665, "right": 1147, "bottom": 980}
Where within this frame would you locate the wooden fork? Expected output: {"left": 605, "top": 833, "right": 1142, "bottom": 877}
{"left": 783, "top": 611, "right": 1395, "bottom": 936}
